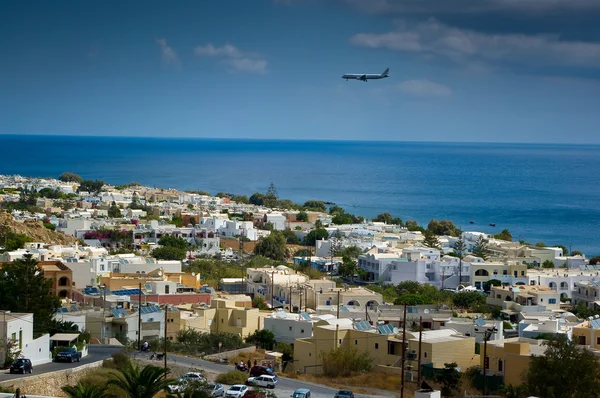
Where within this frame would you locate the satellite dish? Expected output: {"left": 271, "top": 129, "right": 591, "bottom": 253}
{"left": 192, "top": 272, "right": 196, "bottom": 276}
{"left": 158, "top": 271, "right": 163, "bottom": 276}
{"left": 423, "top": 309, "right": 430, "bottom": 314}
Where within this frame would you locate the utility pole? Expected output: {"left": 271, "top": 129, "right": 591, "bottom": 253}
{"left": 400, "top": 304, "right": 407, "bottom": 398}
{"left": 476, "top": 326, "right": 498, "bottom": 397}
{"left": 137, "top": 282, "right": 142, "bottom": 351}
{"left": 163, "top": 305, "right": 168, "bottom": 378}
{"left": 417, "top": 316, "right": 423, "bottom": 384}
{"left": 240, "top": 239, "right": 245, "bottom": 294}
{"left": 289, "top": 286, "right": 293, "bottom": 313}
{"left": 271, "top": 271, "right": 275, "bottom": 309}
{"left": 336, "top": 290, "right": 340, "bottom": 319}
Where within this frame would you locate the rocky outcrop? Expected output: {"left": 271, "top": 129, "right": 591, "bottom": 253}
{"left": 0, "top": 211, "right": 77, "bottom": 246}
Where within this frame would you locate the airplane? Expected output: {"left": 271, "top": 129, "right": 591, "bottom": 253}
{"left": 342, "top": 68, "right": 390, "bottom": 82}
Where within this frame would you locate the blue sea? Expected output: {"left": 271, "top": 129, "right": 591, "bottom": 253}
{"left": 1, "top": 134, "right": 599, "bottom": 254}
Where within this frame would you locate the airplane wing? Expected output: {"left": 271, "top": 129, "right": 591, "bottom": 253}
{"left": 359, "top": 74, "right": 367, "bottom": 81}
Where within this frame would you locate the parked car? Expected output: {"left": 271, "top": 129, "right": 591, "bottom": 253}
{"left": 54, "top": 347, "right": 82, "bottom": 363}
{"left": 246, "top": 375, "right": 278, "bottom": 389}
{"left": 9, "top": 358, "right": 33, "bottom": 374}
{"left": 208, "top": 383, "right": 225, "bottom": 397}
{"left": 225, "top": 384, "right": 248, "bottom": 397}
{"left": 249, "top": 365, "right": 276, "bottom": 378}
{"left": 168, "top": 372, "right": 208, "bottom": 393}
{"left": 334, "top": 391, "right": 354, "bottom": 398}
{"left": 290, "top": 388, "right": 311, "bottom": 398}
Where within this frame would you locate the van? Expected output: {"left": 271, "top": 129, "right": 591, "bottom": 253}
{"left": 291, "top": 388, "right": 311, "bottom": 398}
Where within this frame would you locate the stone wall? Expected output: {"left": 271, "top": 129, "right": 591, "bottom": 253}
{"left": 0, "top": 360, "right": 104, "bottom": 397}
{"left": 204, "top": 345, "right": 256, "bottom": 361}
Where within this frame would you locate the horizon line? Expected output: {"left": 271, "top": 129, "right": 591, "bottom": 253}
{"left": 0, "top": 132, "right": 598, "bottom": 147}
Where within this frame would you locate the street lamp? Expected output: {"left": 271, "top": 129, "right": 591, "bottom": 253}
{"left": 475, "top": 326, "right": 499, "bottom": 397}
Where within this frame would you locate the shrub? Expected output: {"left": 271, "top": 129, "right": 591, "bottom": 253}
{"left": 319, "top": 346, "right": 372, "bottom": 377}
{"left": 215, "top": 370, "right": 248, "bottom": 385}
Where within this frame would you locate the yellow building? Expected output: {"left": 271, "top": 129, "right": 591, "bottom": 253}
{"left": 480, "top": 337, "right": 545, "bottom": 386}
{"left": 294, "top": 320, "right": 478, "bottom": 375}
{"left": 572, "top": 319, "right": 600, "bottom": 347}
{"left": 471, "top": 261, "right": 528, "bottom": 290}
{"left": 99, "top": 271, "right": 203, "bottom": 291}
{"left": 168, "top": 295, "right": 262, "bottom": 340}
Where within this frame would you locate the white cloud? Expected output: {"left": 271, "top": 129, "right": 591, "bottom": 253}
{"left": 350, "top": 18, "right": 600, "bottom": 68}
{"left": 194, "top": 43, "right": 268, "bottom": 74}
{"left": 343, "top": 0, "right": 600, "bottom": 14}
{"left": 156, "top": 38, "right": 180, "bottom": 68}
{"left": 398, "top": 79, "right": 452, "bottom": 97}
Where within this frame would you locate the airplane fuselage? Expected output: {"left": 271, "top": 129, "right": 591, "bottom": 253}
{"left": 342, "top": 74, "right": 388, "bottom": 81}
{"left": 342, "top": 68, "right": 390, "bottom": 82}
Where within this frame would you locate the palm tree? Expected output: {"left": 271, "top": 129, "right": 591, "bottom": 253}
{"left": 108, "top": 363, "right": 175, "bottom": 398}
{"left": 61, "top": 383, "right": 110, "bottom": 398}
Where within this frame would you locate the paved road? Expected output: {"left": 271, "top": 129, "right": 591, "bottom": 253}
{"left": 0, "top": 345, "right": 124, "bottom": 383}
{"left": 132, "top": 352, "right": 394, "bottom": 398}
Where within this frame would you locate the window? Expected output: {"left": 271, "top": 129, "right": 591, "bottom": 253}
{"left": 424, "top": 352, "right": 428, "bottom": 358}
{"left": 549, "top": 298, "right": 556, "bottom": 304}
{"left": 375, "top": 343, "right": 379, "bottom": 349}
{"left": 521, "top": 271, "right": 525, "bottom": 276}
{"left": 289, "top": 326, "right": 292, "bottom": 332}
{"left": 301, "top": 329, "right": 305, "bottom": 333}
{"left": 165, "top": 285, "right": 170, "bottom": 294}
{"left": 498, "top": 359, "right": 504, "bottom": 372}
{"left": 355, "top": 340, "right": 358, "bottom": 345}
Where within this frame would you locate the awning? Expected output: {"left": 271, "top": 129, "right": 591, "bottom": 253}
{"left": 49, "top": 333, "right": 80, "bottom": 342}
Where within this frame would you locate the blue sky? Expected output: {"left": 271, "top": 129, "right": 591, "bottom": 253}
{"left": 1, "top": 0, "right": 600, "bottom": 143}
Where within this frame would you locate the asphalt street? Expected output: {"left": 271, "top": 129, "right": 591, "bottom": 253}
{"left": 0, "top": 345, "right": 123, "bottom": 383}
{"left": 132, "top": 352, "right": 395, "bottom": 398}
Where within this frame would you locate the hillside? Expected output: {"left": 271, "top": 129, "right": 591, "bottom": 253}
{"left": 0, "top": 211, "right": 78, "bottom": 246}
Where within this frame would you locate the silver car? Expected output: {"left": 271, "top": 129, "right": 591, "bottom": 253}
{"left": 208, "top": 383, "right": 225, "bottom": 397}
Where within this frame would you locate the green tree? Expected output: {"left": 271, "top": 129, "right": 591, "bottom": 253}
{"left": 58, "top": 172, "right": 83, "bottom": 183}
{"left": 253, "top": 231, "right": 288, "bottom": 261}
{"left": 281, "top": 229, "right": 300, "bottom": 245}
{"left": 249, "top": 193, "right": 265, "bottom": 206}
{"left": 320, "top": 346, "right": 372, "bottom": 377}
{"left": 152, "top": 246, "right": 187, "bottom": 261}
{"left": 452, "top": 292, "right": 487, "bottom": 310}
{"left": 263, "top": 183, "right": 278, "bottom": 208}
{"left": 454, "top": 237, "right": 466, "bottom": 258}
{"left": 494, "top": 229, "right": 513, "bottom": 241}
{"left": 107, "top": 363, "right": 175, "bottom": 398}
{"left": 230, "top": 195, "right": 249, "bottom": 204}
{"left": 394, "top": 294, "right": 433, "bottom": 305}
{"left": 433, "top": 362, "right": 461, "bottom": 397}
{"left": 484, "top": 279, "right": 502, "bottom": 292}
{"left": 108, "top": 201, "right": 122, "bottom": 218}
{"left": 0, "top": 230, "right": 32, "bottom": 252}
{"left": 542, "top": 260, "right": 555, "bottom": 268}
{"left": 338, "top": 254, "right": 357, "bottom": 278}
{"left": 499, "top": 384, "right": 528, "bottom": 398}
{"left": 372, "top": 212, "right": 402, "bottom": 225}
{"left": 245, "top": 329, "right": 275, "bottom": 350}
{"left": 303, "top": 200, "right": 326, "bottom": 212}
{"left": 0, "top": 253, "right": 60, "bottom": 336}
{"left": 423, "top": 229, "right": 441, "bottom": 250}
{"left": 339, "top": 246, "right": 362, "bottom": 258}
{"left": 525, "top": 335, "right": 600, "bottom": 398}
{"left": 158, "top": 236, "right": 189, "bottom": 250}
{"left": 303, "top": 228, "right": 329, "bottom": 246}
{"left": 405, "top": 220, "right": 425, "bottom": 232}
{"left": 535, "top": 242, "right": 547, "bottom": 248}
{"left": 427, "top": 219, "right": 461, "bottom": 237}
{"left": 296, "top": 211, "right": 308, "bottom": 222}
{"left": 78, "top": 180, "right": 104, "bottom": 195}
{"left": 62, "top": 383, "right": 110, "bottom": 398}
{"left": 472, "top": 235, "right": 491, "bottom": 260}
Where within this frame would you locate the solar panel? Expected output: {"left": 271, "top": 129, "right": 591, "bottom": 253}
{"left": 70, "top": 305, "right": 79, "bottom": 312}
{"left": 475, "top": 318, "right": 486, "bottom": 327}
{"left": 354, "top": 321, "right": 372, "bottom": 331}
{"left": 378, "top": 324, "right": 394, "bottom": 335}
{"left": 340, "top": 305, "right": 350, "bottom": 312}
{"left": 591, "top": 319, "right": 600, "bottom": 329}
{"left": 300, "top": 312, "right": 311, "bottom": 321}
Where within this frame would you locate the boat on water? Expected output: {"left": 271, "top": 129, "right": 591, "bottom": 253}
{"left": 489, "top": 223, "right": 496, "bottom": 227}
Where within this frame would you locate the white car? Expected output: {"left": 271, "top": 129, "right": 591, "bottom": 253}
{"left": 225, "top": 384, "right": 248, "bottom": 397}
{"left": 246, "top": 375, "right": 278, "bottom": 389}
{"left": 168, "top": 372, "right": 207, "bottom": 392}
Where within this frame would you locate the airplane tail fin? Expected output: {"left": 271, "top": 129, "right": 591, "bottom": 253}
{"left": 382, "top": 68, "right": 390, "bottom": 76}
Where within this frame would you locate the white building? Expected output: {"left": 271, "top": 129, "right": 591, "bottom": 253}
{"left": 0, "top": 311, "right": 51, "bottom": 366}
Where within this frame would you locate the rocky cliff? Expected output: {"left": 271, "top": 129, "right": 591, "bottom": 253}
{"left": 0, "top": 211, "right": 78, "bottom": 246}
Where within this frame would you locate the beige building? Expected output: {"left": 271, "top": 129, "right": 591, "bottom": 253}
{"left": 168, "top": 295, "right": 262, "bottom": 339}
{"left": 487, "top": 285, "right": 560, "bottom": 309}
{"left": 572, "top": 318, "right": 600, "bottom": 347}
{"left": 481, "top": 337, "right": 545, "bottom": 387}
{"left": 294, "top": 320, "right": 477, "bottom": 375}
{"left": 471, "top": 262, "right": 527, "bottom": 289}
